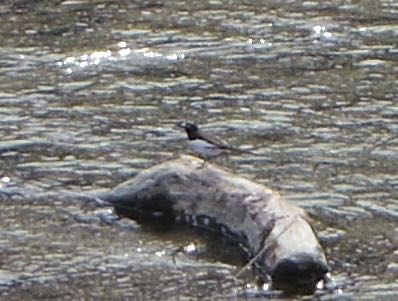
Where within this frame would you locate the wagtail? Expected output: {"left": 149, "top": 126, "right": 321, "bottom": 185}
{"left": 177, "top": 122, "right": 254, "bottom": 159}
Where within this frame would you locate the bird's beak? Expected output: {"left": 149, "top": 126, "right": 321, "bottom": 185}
{"left": 176, "top": 121, "right": 186, "bottom": 129}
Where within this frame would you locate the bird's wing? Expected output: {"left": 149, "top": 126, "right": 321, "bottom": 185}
{"left": 199, "top": 131, "right": 231, "bottom": 150}
{"left": 199, "top": 131, "right": 255, "bottom": 154}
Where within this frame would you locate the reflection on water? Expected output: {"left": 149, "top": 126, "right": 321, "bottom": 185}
{"left": 1, "top": 177, "right": 11, "bottom": 185}
{"left": 56, "top": 43, "right": 185, "bottom": 75}
{"left": 0, "top": 0, "right": 398, "bottom": 300}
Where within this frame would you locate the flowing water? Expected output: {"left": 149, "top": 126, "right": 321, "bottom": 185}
{"left": 0, "top": 0, "right": 398, "bottom": 300}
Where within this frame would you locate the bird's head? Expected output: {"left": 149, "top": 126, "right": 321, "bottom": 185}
{"left": 177, "top": 122, "right": 200, "bottom": 140}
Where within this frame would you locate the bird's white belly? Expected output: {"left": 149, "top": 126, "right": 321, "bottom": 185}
{"left": 188, "top": 140, "right": 223, "bottom": 158}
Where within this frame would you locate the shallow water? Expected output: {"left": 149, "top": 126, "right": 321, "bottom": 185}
{"left": 0, "top": 0, "right": 397, "bottom": 300}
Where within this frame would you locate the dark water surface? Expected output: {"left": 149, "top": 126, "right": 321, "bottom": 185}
{"left": 1, "top": 0, "right": 398, "bottom": 300}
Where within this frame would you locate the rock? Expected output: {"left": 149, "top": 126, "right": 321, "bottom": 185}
{"left": 92, "top": 155, "right": 329, "bottom": 294}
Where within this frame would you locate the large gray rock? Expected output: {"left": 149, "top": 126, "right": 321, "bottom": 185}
{"left": 93, "top": 155, "right": 328, "bottom": 294}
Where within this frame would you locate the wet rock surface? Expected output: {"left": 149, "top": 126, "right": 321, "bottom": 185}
{"left": 0, "top": 0, "right": 397, "bottom": 300}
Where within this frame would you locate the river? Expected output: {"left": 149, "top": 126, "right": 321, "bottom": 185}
{"left": 0, "top": 0, "right": 397, "bottom": 300}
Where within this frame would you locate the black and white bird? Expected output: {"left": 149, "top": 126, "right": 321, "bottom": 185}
{"left": 177, "top": 122, "right": 253, "bottom": 159}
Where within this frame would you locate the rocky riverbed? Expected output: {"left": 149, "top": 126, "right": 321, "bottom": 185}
{"left": 0, "top": 0, "right": 397, "bottom": 300}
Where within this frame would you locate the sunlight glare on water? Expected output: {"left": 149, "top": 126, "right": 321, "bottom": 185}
{"left": 1, "top": 177, "right": 11, "bottom": 184}
{"left": 55, "top": 42, "right": 185, "bottom": 74}
{"left": 0, "top": 177, "right": 11, "bottom": 189}
{"left": 312, "top": 25, "right": 333, "bottom": 39}
{"left": 184, "top": 242, "right": 197, "bottom": 255}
